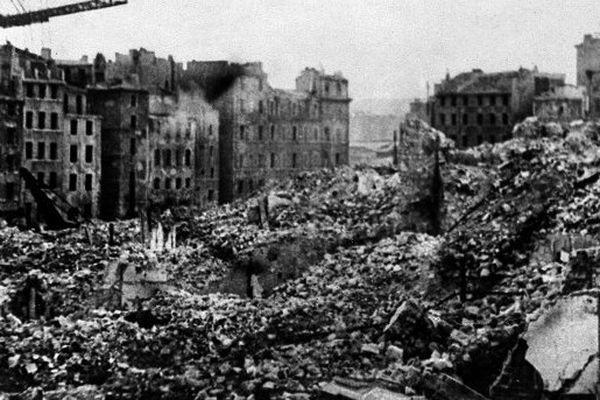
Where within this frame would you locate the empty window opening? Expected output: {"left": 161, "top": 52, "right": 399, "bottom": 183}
{"left": 38, "top": 112, "right": 45, "bottom": 129}
{"left": 85, "top": 145, "right": 93, "bottom": 163}
{"left": 185, "top": 149, "right": 191, "bottom": 166}
{"left": 130, "top": 115, "right": 137, "bottom": 130}
{"left": 25, "top": 142, "right": 33, "bottom": 159}
{"left": 63, "top": 94, "right": 69, "bottom": 113}
{"left": 70, "top": 119, "right": 78, "bottom": 135}
{"left": 76, "top": 95, "right": 83, "bottom": 114}
{"left": 86, "top": 120, "right": 93, "bottom": 135}
{"left": 50, "top": 113, "right": 58, "bottom": 130}
{"left": 85, "top": 174, "right": 93, "bottom": 191}
{"left": 37, "top": 172, "right": 45, "bottom": 185}
{"left": 25, "top": 111, "right": 33, "bottom": 129}
{"left": 176, "top": 177, "right": 182, "bottom": 189}
{"left": 130, "top": 95, "right": 137, "bottom": 107}
{"left": 37, "top": 142, "right": 45, "bottom": 159}
{"left": 70, "top": 145, "right": 78, "bottom": 163}
{"left": 153, "top": 178, "right": 160, "bottom": 189}
{"left": 69, "top": 174, "right": 77, "bottom": 191}
{"left": 154, "top": 149, "right": 161, "bottom": 166}
{"left": 50, "top": 85, "right": 58, "bottom": 99}
{"left": 49, "top": 172, "right": 57, "bottom": 189}
{"left": 39, "top": 84, "right": 46, "bottom": 99}
{"left": 50, "top": 143, "right": 57, "bottom": 160}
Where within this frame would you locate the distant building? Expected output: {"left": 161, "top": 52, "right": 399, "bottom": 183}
{"left": 576, "top": 34, "right": 600, "bottom": 118}
{"left": 183, "top": 62, "right": 351, "bottom": 203}
{"left": 429, "top": 68, "right": 565, "bottom": 148}
{"left": 0, "top": 44, "right": 102, "bottom": 223}
{"left": 533, "top": 85, "right": 587, "bottom": 122}
{"left": 408, "top": 98, "right": 430, "bottom": 123}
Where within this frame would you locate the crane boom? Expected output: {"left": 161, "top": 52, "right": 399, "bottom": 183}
{"left": 0, "top": 0, "right": 127, "bottom": 28}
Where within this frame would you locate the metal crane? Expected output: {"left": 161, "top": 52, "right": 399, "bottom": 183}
{"left": 0, "top": 0, "right": 127, "bottom": 28}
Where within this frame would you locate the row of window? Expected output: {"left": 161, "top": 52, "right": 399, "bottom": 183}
{"left": 152, "top": 176, "right": 192, "bottom": 190}
{"left": 239, "top": 124, "right": 344, "bottom": 142}
{"left": 33, "top": 171, "right": 93, "bottom": 192}
{"left": 24, "top": 112, "right": 95, "bottom": 135}
{"left": 24, "top": 142, "right": 94, "bottom": 163}
{"left": 25, "top": 83, "right": 59, "bottom": 100}
{"left": 438, "top": 94, "right": 510, "bottom": 108}
{"left": 438, "top": 112, "right": 510, "bottom": 127}
{"left": 149, "top": 119, "right": 213, "bottom": 137}
{"left": 153, "top": 148, "right": 193, "bottom": 167}
{"left": 237, "top": 152, "right": 342, "bottom": 169}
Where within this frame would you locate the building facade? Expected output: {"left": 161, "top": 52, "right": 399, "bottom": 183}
{"left": 430, "top": 68, "right": 565, "bottom": 148}
{"left": 183, "top": 62, "right": 350, "bottom": 203}
{"left": 576, "top": 34, "right": 600, "bottom": 118}
{"left": 0, "top": 44, "right": 102, "bottom": 223}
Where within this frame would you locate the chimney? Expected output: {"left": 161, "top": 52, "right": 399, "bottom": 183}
{"left": 81, "top": 55, "right": 89, "bottom": 63}
{"left": 41, "top": 48, "right": 51, "bottom": 60}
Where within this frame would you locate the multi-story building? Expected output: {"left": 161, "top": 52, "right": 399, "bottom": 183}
{"left": 430, "top": 68, "right": 565, "bottom": 148}
{"left": 0, "top": 95, "right": 23, "bottom": 218}
{"left": 0, "top": 44, "right": 102, "bottom": 223}
{"left": 576, "top": 34, "right": 600, "bottom": 118}
{"left": 183, "top": 62, "right": 350, "bottom": 203}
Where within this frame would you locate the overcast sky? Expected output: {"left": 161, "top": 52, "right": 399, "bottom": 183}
{"left": 0, "top": 1, "right": 598, "bottom": 100}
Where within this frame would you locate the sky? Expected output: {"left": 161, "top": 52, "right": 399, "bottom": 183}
{"left": 0, "top": 0, "right": 599, "bottom": 101}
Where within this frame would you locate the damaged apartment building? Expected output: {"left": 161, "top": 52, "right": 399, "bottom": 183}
{"left": 429, "top": 68, "right": 565, "bottom": 148}
{"left": 0, "top": 43, "right": 102, "bottom": 224}
{"left": 50, "top": 47, "right": 220, "bottom": 219}
{"left": 183, "top": 61, "right": 351, "bottom": 203}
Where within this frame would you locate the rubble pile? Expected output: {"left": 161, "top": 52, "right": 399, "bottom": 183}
{"left": 4, "top": 118, "right": 600, "bottom": 399}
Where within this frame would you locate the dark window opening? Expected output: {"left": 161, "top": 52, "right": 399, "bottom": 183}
{"left": 130, "top": 138, "right": 136, "bottom": 156}
{"left": 237, "top": 180, "right": 243, "bottom": 195}
{"left": 239, "top": 125, "right": 245, "bottom": 140}
{"left": 270, "top": 125, "right": 275, "bottom": 140}
{"left": 70, "top": 119, "right": 77, "bottom": 135}
{"left": 7, "top": 103, "right": 15, "bottom": 116}
{"left": 462, "top": 136, "right": 468, "bottom": 148}
{"left": 477, "top": 96, "right": 483, "bottom": 106}
{"left": 259, "top": 101, "right": 264, "bottom": 114}
{"left": 130, "top": 115, "right": 137, "bottom": 130}
{"left": 50, "top": 85, "right": 58, "bottom": 99}
{"left": 154, "top": 149, "right": 161, "bottom": 166}
{"left": 208, "top": 190, "right": 214, "bottom": 201}
{"left": 50, "top": 143, "right": 57, "bottom": 160}
{"left": 25, "top": 111, "right": 33, "bottom": 129}
{"left": 50, "top": 113, "right": 58, "bottom": 130}
{"left": 70, "top": 145, "right": 78, "bottom": 163}
{"left": 39, "top": 84, "right": 46, "bottom": 99}
{"left": 76, "top": 95, "right": 83, "bottom": 114}
{"left": 175, "top": 149, "right": 181, "bottom": 166}
{"left": 63, "top": 94, "right": 69, "bottom": 113}
{"left": 477, "top": 114, "right": 483, "bottom": 126}
{"left": 5, "top": 182, "right": 14, "bottom": 199}
{"left": 210, "top": 167, "right": 214, "bottom": 178}
{"left": 489, "top": 113, "right": 496, "bottom": 125}
{"left": 185, "top": 178, "right": 191, "bottom": 188}
{"left": 130, "top": 95, "right": 137, "bottom": 107}
{"left": 153, "top": 178, "right": 160, "bottom": 189}
{"left": 292, "top": 126, "right": 297, "bottom": 140}
{"left": 258, "top": 125, "right": 263, "bottom": 140}
{"left": 37, "top": 172, "right": 45, "bottom": 185}
{"left": 69, "top": 174, "right": 77, "bottom": 191}
{"left": 164, "top": 149, "right": 171, "bottom": 166}
{"left": 6, "top": 127, "right": 15, "bottom": 144}
{"left": 165, "top": 178, "right": 171, "bottom": 189}
{"left": 503, "top": 114, "right": 509, "bottom": 125}
{"left": 270, "top": 153, "right": 275, "bottom": 168}
{"left": 451, "top": 114, "right": 457, "bottom": 126}
{"left": 462, "top": 113, "right": 468, "bottom": 125}
{"left": 26, "top": 83, "right": 34, "bottom": 98}
{"left": 38, "top": 112, "right": 45, "bottom": 129}
{"left": 25, "top": 142, "right": 32, "bottom": 159}
{"left": 335, "top": 153, "right": 340, "bottom": 165}
{"left": 83, "top": 203, "right": 92, "bottom": 218}
{"left": 86, "top": 120, "right": 93, "bottom": 135}
{"left": 85, "top": 145, "right": 93, "bottom": 163}
{"left": 85, "top": 174, "right": 93, "bottom": 191}
{"left": 176, "top": 177, "right": 182, "bottom": 189}
{"left": 185, "top": 149, "right": 191, "bottom": 166}
{"left": 438, "top": 113, "right": 445, "bottom": 126}
{"left": 292, "top": 153, "right": 297, "bottom": 168}
{"left": 451, "top": 96, "right": 456, "bottom": 106}
{"left": 37, "top": 142, "right": 45, "bottom": 159}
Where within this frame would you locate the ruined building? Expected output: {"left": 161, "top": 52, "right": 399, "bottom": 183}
{"left": 183, "top": 62, "right": 350, "bottom": 203}
{"left": 430, "top": 68, "right": 565, "bottom": 148}
{"left": 576, "top": 34, "right": 600, "bottom": 118}
{"left": 533, "top": 85, "right": 587, "bottom": 122}
{"left": 0, "top": 43, "right": 102, "bottom": 223}
{"left": 55, "top": 48, "right": 219, "bottom": 219}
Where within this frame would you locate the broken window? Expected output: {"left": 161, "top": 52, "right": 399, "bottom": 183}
{"left": 71, "top": 119, "right": 78, "bottom": 135}
{"left": 25, "top": 111, "right": 33, "bottom": 129}
{"left": 185, "top": 149, "right": 191, "bottom": 166}
{"left": 50, "top": 143, "right": 57, "bottom": 160}
{"left": 130, "top": 115, "right": 137, "bottom": 130}
{"left": 50, "top": 113, "right": 58, "bottom": 130}
{"left": 49, "top": 172, "right": 57, "bottom": 189}
{"left": 26, "top": 83, "right": 34, "bottom": 98}
{"left": 153, "top": 178, "right": 160, "bottom": 189}
{"left": 85, "top": 174, "right": 92, "bottom": 191}
{"left": 69, "top": 174, "right": 77, "bottom": 191}
{"left": 86, "top": 120, "right": 93, "bottom": 135}
{"left": 38, "top": 112, "right": 45, "bottom": 129}
{"left": 85, "top": 145, "right": 93, "bottom": 163}
{"left": 37, "top": 142, "right": 45, "bottom": 159}
{"left": 37, "top": 172, "right": 45, "bottom": 185}
{"left": 70, "top": 145, "right": 78, "bottom": 163}
{"left": 25, "top": 142, "right": 32, "bottom": 159}
{"left": 76, "top": 95, "right": 83, "bottom": 114}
